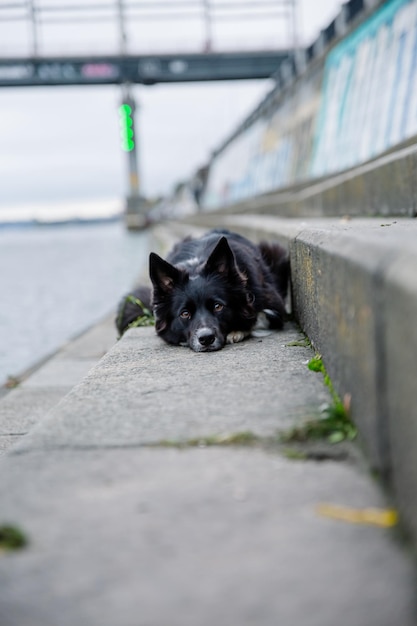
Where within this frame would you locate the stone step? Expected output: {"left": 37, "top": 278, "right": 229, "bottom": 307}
{"left": 180, "top": 213, "right": 417, "bottom": 544}
{"left": 0, "top": 219, "right": 415, "bottom": 625}
{"left": 0, "top": 323, "right": 414, "bottom": 625}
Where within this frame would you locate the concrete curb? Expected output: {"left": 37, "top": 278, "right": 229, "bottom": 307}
{"left": 178, "top": 213, "right": 417, "bottom": 543}
{"left": 1, "top": 322, "right": 415, "bottom": 625}
{"left": 0, "top": 314, "right": 118, "bottom": 454}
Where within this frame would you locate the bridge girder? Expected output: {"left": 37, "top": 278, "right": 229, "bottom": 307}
{"left": 0, "top": 50, "right": 290, "bottom": 88}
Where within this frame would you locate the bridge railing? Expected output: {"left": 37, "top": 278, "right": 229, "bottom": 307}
{"left": 0, "top": 0, "right": 297, "bottom": 58}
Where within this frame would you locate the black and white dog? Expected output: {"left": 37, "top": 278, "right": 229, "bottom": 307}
{"left": 116, "top": 229, "right": 289, "bottom": 352}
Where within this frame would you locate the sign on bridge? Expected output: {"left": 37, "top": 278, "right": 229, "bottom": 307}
{"left": 0, "top": 51, "right": 289, "bottom": 88}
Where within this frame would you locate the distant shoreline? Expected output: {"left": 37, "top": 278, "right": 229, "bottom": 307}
{"left": 0, "top": 214, "right": 123, "bottom": 230}
{"left": 0, "top": 198, "right": 124, "bottom": 229}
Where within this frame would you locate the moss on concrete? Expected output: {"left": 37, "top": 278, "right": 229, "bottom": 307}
{"left": 0, "top": 524, "right": 28, "bottom": 552}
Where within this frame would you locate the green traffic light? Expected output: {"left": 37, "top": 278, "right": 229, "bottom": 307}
{"left": 119, "top": 103, "right": 135, "bottom": 152}
{"left": 123, "top": 139, "right": 135, "bottom": 151}
{"left": 119, "top": 103, "right": 132, "bottom": 116}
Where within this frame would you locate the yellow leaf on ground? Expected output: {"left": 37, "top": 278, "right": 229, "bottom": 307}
{"left": 316, "top": 504, "right": 398, "bottom": 527}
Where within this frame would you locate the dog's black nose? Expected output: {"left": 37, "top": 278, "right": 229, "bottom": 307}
{"left": 198, "top": 331, "right": 216, "bottom": 347}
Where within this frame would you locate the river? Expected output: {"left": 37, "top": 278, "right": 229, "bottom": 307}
{"left": 0, "top": 220, "right": 149, "bottom": 386}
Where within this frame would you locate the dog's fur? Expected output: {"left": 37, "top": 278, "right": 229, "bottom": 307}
{"left": 116, "top": 229, "right": 289, "bottom": 352}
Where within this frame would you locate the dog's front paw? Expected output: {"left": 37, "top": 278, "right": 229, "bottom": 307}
{"left": 226, "top": 330, "right": 249, "bottom": 344}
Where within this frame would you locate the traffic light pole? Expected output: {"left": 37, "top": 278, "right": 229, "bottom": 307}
{"left": 119, "top": 85, "right": 146, "bottom": 229}
{"left": 117, "top": 4, "right": 145, "bottom": 228}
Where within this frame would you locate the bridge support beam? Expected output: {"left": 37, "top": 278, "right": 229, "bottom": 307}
{"left": 125, "top": 195, "right": 147, "bottom": 230}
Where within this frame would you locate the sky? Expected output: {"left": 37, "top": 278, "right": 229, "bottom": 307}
{"left": 0, "top": 1, "right": 343, "bottom": 209}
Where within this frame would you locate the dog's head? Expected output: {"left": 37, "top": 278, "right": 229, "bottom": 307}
{"left": 149, "top": 236, "right": 256, "bottom": 352}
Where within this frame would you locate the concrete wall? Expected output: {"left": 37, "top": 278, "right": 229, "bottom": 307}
{"left": 202, "top": 0, "right": 417, "bottom": 217}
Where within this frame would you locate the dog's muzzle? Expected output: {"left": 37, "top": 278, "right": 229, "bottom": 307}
{"left": 190, "top": 327, "right": 224, "bottom": 352}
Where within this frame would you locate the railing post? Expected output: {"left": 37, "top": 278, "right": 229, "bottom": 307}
{"left": 27, "top": 0, "right": 39, "bottom": 56}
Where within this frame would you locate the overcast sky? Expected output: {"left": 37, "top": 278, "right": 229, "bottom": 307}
{"left": 0, "top": 1, "right": 343, "bottom": 209}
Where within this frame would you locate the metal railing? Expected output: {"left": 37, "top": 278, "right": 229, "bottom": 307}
{"left": 0, "top": 0, "right": 298, "bottom": 56}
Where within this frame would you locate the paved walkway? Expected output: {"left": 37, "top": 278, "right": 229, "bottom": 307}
{"left": 0, "top": 317, "right": 415, "bottom": 625}
{"left": 0, "top": 314, "right": 117, "bottom": 454}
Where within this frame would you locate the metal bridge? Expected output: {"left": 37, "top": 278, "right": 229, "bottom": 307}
{"left": 0, "top": 1, "right": 298, "bottom": 224}
{"left": 0, "top": 1, "right": 296, "bottom": 87}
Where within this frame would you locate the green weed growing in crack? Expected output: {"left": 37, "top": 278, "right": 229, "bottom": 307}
{"left": 4, "top": 376, "right": 21, "bottom": 389}
{"left": 281, "top": 447, "right": 308, "bottom": 460}
{"left": 151, "top": 432, "right": 352, "bottom": 464}
{"left": 155, "top": 432, "right": 261, "bottom": 449}
{"left": 117, "top": 295, "right": 155, "bottom": 335}
{"left": 286, "top": 337, "right": 312, "bottom": 348}
{"left": 280, "top": 355, "right": 357, "bottom": 444}
{"left": 0, "top": 525, "right": 28, "bottom": 553}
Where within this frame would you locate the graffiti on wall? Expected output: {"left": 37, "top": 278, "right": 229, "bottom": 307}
{"left": 203, "top": 76, "right": 321, "bottom": 208}
{"left": 312, "top": 0, "right": 417, "bottom": 176}
{"left": 203, "top": 0, "right": 417, "bottom": 209}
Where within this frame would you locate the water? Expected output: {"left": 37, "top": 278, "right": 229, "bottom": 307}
{"left": 0, "top": 220, "right": 149, "bottom": 385}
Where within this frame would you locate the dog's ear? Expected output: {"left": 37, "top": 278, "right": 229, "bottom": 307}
{"left": 204, "top": 236, "right": 236, "bottom": 276}
{"left": 149, "top": 253, "right": 183, "bottom": 293}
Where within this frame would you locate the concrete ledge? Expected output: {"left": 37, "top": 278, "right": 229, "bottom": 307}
{"left": 10, "top": 324, "right": 329, "bottom": 452}
{"left": 1, "top": 446, "right": 415, "bottom": 626}
{"left": 0, "top": 221, "right": 415, "bottom": 622}
{"left": 180, "top": 213, "right": 417, "bottom": 542}
{"left": 1, "top": 314, "right": 415, "bottom": 624}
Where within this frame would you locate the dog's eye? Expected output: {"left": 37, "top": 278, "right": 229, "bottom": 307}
{"left": 214, "top": 302, "right": 224, "bottom": 312}
{"left": 180, "top": 309, "right": 191, "bottom": 320}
